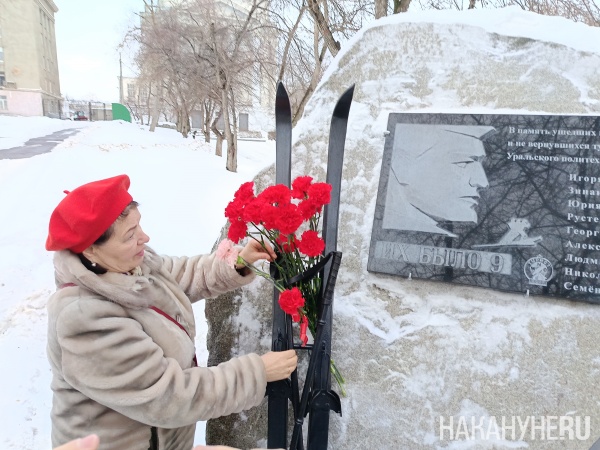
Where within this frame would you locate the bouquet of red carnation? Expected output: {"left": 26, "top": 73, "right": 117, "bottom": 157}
{"left": 220, "top": 175, "right": 345, "bottom": 395}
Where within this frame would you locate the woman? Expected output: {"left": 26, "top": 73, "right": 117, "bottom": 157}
{"left": 46, "top": 174, "right": 296, "bottom": 450}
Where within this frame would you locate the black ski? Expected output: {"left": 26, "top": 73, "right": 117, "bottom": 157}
{"left": 267, "top": 81, "right": 293, "bottom": 449}
{"left": 267, "top": 82, "right": 354, "bottom": 450}
{"left": 306, "top": 84, "right": 355, "bottom": 450}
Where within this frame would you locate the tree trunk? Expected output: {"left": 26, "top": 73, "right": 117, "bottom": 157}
{"left": 176, "top": 107, "right": 191, "bottom": 138}
{"left": 181, "top": 112, "right": 190, "bottom": 138}
{"left": 278, "top": 6, "right": 306, "bottom": 81}
{"left": 210, "top": 21, "right": 237, "bottom": 172}
{"left": 307, "top": 0, "right": 340, "bottom": 57}
{"left": 211, "top": 110, "right": 223, "bottom": 156}
{"left": 394, "top": 0, "right": 411, "bottom": 13}
{"left": 212, "top": 122, "right": 224, "bottom": 156}
{"left": 293, "top": 24, "right": 325, "bottom": 126}
{"left": 375, "top": 0, "right": 388, "bottom": 18}
{"left": 149, "top": 83, "right": 162, "bottom": 132}
{"left": 226, "top": 137, "right": 237, "bottom": 172}
{"left": 223, "top": 88, "right": 237, "bottom": 172}
{"left": 203, "top": 102, "right": 212, "bottom": 143}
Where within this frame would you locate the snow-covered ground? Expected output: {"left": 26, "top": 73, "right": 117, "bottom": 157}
{"left": 0, "top": 117, "right": 275, "bottom": 448}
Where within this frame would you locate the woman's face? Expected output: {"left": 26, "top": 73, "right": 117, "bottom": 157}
{"left": 84, "top": 207, "right": 150, "bottom": 273}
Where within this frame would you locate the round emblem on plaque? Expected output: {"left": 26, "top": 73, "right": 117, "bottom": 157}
{"left": 524, "top": 255, "right": 554, "bottom": 286}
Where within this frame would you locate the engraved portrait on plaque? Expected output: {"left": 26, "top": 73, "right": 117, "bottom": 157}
{"left": 382, "top": 124, "right": 495, "bottom": 236}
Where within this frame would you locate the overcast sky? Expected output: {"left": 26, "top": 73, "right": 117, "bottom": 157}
{"left": 53, "top": 0, "right": 145, "bottom": 102}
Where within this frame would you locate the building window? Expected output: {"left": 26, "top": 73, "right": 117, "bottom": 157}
{"left": 0, "top": 72, "right": 5, "bottom": 86}
{"left": 0, "top": 47, "right": 4, "bottom": 63}
{"left": 0, "top": 95, "right": 7, "bottom": 110}
{"left": 239, "top": 113, "right": 249, "bottom": 131}
{"left": 127, "top": 83, "right": 136, "bottom": 100}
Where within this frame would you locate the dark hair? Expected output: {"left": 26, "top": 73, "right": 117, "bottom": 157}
{"left": 78, "top": 200, "right": 139, "bottom": 274}
{"left": 93, "top": 200, "right": 139, "bottom": 245}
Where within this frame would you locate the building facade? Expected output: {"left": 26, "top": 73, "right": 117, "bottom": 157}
{"left": 0, "top": 0, "right": 61, "bottom": 117}
{"left": 120, "top": 76, "right": 151, "bottom": 123}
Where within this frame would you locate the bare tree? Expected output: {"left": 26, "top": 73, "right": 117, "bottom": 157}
{"left": 269, "top": 0, "right": 371, "bottom": 124}
{"left": 174, "top": 0, "right": 271, "bottom": 171}
{"left": 498, "top": 0, "right": 600, "bottom": 25}
{"left": 133, "top": 1, "right": 199, "bottom": 136}
{"left": 418, "top": 0, "right": 599, "bottom": 25}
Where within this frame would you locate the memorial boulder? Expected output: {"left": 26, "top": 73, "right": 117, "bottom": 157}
{"left": 206, "top": 7, "right": 600, "bottom": 449}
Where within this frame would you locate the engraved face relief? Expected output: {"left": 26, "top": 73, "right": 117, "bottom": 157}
{"left": 382, "top": 124, "right": 495, "bottom": 235}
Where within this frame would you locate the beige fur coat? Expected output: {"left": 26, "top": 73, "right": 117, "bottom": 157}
{"left": 47, "top": 247, "right": 266, "bottom": 450}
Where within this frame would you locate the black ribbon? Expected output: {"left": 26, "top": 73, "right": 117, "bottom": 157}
{"left": 283, "top": 252, "right": 333, "bottom": 288}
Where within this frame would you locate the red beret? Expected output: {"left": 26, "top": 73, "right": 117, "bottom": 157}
{"left": 45, "top": 175, "right": 133, "bottom": 252}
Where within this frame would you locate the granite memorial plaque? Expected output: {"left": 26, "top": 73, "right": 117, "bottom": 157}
{"left": 368, "top": 113, "right": 600, "bottom": 303}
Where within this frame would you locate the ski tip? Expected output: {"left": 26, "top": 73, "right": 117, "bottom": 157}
{"left": 332, "top": 84, "right": 355, "bottom": 119}
{"left": 344, "top": 84, "right": 356, "bottom": 98}
{"left": 276, "top": 81, "right": 288, "bottom": 98}
{"left": 275, "top": 82, "right": 291, "bottom": 117}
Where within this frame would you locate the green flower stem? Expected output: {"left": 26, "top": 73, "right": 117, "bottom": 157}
{"left": 237, "top": 256, "right": 285, "bottom": 292}
{"left": 330, "top": 360, "right": 346, "bottom": 397}
{"left": 240, "top": 224, "right": 347, "bottom": 398}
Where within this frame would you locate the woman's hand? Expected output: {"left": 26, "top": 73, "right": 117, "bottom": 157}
{"left": 237, "top": 239, "right": 276, "bottom": 267}
{"left": 193, "top": 446, "right": 239, "bottom": 450}
{"left": 193, "top": 446, "right": 284, "bottom": 450}
{"left": 260, "top": 350, "right": 298, "bottom": 382}
{"left": 53, "top": 435, "right": 99, "bottom": 450}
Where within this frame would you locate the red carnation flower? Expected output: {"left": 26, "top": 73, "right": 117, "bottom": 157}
{"left": 297, "top": 230, "right": 325, "bottom": 257}
{"left": 273, "top": 203, "right": 304, "bottom": 235}
{"left": 307, "top": 182, "right": 331, "bottom": 207}
{"left": 291, "top": 176, "right": 313, "bottom": 199}
{"left": 234, "top": 181, "right": 255, "bottom": 202}
{"left": 259, "top": 184, "right": 292, "bottom": 205}
{"left": 278, "top": 287, "right": 305, "bottom": 320}
{"left": 261, "top": 204, "right": 281, "bottom": 230}
{"left": 224, "top": 198, "right": 245, "bottom": 222}
{"left": 227, "top": 220, "right": 248, "bottom": 243}
{"left": 298, "top": 198, "right": 321, "bottom": 220}
{"left": 243, "top": 197, "right": 268, "bottom": 224}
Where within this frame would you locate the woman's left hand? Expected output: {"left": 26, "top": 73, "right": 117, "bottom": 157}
{"left": 53, "top": 435, "right": 99, "bottom": 450}
{"left": 237, "top": 239, "right": 276, "bottom": 267}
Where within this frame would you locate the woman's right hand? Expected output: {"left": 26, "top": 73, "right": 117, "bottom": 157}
{"left": 260, "top": 350, "right": 297, "bottom": 382}
{"left": 193, "top": 446, "right": 238, "bottom": 450}
{"left": 53, "top": 435, "right": 99, "bottom": 450}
